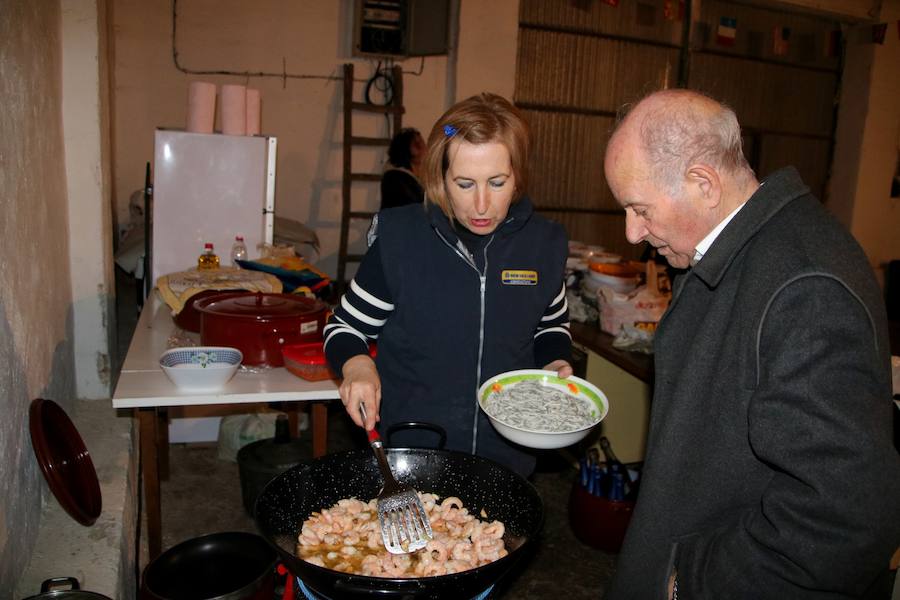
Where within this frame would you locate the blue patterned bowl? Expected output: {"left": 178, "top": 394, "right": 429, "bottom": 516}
{"left": 159, "top": 346, "right": 242, "bottom": 392}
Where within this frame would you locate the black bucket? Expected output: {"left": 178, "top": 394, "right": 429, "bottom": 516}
{"left": 237, "top": 415, "right": 307, "bottom": 516}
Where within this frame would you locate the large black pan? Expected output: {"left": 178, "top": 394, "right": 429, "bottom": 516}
{"left": 254, "top": 446, "right": 543, "bottom": 599}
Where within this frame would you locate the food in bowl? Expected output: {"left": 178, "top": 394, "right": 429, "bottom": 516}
{"left": 484, "top": 379, "right": 596, "bottom": 432}
{"left": 297, "top": 493, "right": 506, "bottom": 577}
{"left": 159, "top": 346, "right": 242, "bottom": 392}
{"left": 479, "top": 370, "right": 608, "bottom": 449}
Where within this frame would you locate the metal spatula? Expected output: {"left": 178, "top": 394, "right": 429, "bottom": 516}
{"left": 360, "top": 404, "right": 433, "bottom": 554}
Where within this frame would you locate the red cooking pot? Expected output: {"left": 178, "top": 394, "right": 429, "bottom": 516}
{"left": 195, "top": 292, "right": 328, "bottom": 367}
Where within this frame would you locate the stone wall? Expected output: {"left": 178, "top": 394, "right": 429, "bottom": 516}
{"left": 0, "top": 1, "right": 76, "bottom": 594}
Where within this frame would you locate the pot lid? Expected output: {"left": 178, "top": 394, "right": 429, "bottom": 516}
{"left": 237, "top": 415, "right": 307, "bottom": 472}
{"left": 195, "top": 292, "right": 326, "bottom": 321}
{"left": 28, "top": 399, "right": 102, "bottom": 526}
{"left": 22, "top": 578, "right": 113, "bottom": 600}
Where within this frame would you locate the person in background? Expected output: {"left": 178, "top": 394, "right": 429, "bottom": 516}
{"left": 380, "top": 127, "right": 425, "bottom": 210}
{"left": 603, "top": 89, "right": 900, "bottom": 599}
{"left": 325, "top": 93, "right": 572, "bottom": 477}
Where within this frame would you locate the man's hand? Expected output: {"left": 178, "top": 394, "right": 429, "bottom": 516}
{"left": 339, "top": 355, "right": 381, "bottom": 430}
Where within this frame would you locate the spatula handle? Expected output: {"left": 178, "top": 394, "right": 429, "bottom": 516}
{"left": 359, "top": 404, "right": 381, "bottom": 443}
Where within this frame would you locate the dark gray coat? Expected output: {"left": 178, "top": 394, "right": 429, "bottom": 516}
{"left": 608, "top": 167, "right": 900, "bottom": 599}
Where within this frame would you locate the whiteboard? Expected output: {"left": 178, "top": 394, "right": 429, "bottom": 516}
{"left": 151, "top": 129, "right": 276, "bottom": 282}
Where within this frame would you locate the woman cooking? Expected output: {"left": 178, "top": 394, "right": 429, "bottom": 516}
{"left": 324, "top": 93, "right": 572, "bottom": 477}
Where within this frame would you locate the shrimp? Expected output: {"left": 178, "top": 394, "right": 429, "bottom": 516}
{"left": 298, "top": 492, "right": 508, "bottom": 578}
{"left": 425, "top": 539, "right": 448, "bottom": 562}
{"left": 343, "top": 532, "right": 361, "bottom": 546}
{"left": 473, "top": 520, "right": 504, "bottom": 542}
{"left": 361, "top": 554, "right": 383, "bottom": 576}
{"left": 451, "top": 540, "right": 473, "bottom": 562}
{"left": 422, "top": 561, "right": 446, "bottom": 577}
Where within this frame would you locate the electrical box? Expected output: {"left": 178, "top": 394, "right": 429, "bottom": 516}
{"left": 353, "top": 0, "right": 450, "bottom": 58}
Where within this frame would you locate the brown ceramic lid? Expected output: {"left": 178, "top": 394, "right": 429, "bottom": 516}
{"left": 28, "top": 399, "right": 102, "bottom": 526}
{"left": 195, "top": 292, "right": 326, "bottom": 321}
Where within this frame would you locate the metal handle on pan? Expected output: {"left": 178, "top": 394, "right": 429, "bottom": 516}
{"left": 385, "top": 422, "right": 447, "bottom": 449}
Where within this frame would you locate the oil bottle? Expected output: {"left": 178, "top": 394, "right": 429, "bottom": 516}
{"left": 197, "top": 242, "right": 220, "bottom": 270}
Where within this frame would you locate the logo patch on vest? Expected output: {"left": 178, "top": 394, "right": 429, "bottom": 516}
{"left": 501, "top": 269, "right": 538, "bottom": 286}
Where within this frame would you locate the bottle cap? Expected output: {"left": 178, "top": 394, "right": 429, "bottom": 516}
{"left": 235, "top": 235, "right": 244, "bottom": 242}
{"left": 204, "top": 242, "right": 214, "bottom": 250}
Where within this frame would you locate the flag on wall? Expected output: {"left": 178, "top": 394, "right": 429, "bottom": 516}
{"left": 663, "top": 0, "right": 684, "bottom": 21}
{"left": 872, "top": 23, "right": 887, "bottom": 44}
{"left": 717, "top": 16, "right": 737, "bottom": 47}
{"left": 773, "top": 26, "right": 791, "bottom": 56}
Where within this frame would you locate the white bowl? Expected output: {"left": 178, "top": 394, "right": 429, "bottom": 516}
{"left": 159, "top": 347, "right": 242, "bottom": 392}
{"left": 478, "top": 369, "right": 609, "bottom": 449}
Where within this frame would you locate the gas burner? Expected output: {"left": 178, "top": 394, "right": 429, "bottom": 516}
{"left": 295, "top": 577, "right": 494, "bottom": 600}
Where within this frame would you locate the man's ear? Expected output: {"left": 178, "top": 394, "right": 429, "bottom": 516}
{"left": 686, "top": 164, "right": 721, "bottom": 208}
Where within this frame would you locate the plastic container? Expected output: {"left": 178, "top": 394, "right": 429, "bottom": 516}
{"left": 282, "top": 341, "right": 376, "bottom": 381}
{"left": 197, "top": 242, "right": 219, "bottom": 270}
{"left": 568, "top": 480, "right": 635, "bottom": 552}
{"left": 231, "top": 235, "right": 248, "bottom": 265}
{"left": 282, "top": 342, "right": 335, "bottom": 381}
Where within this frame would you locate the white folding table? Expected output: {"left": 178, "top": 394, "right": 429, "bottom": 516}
{"left": 112, "top": 293, "right": 340, "bottom": 559}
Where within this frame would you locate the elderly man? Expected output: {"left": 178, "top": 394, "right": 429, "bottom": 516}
{"left": 604, "top": 89, "right": 900, "bottom": 599}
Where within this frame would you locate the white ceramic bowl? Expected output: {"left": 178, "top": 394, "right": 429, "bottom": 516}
{"left": 159, "top": 347, "right": 242, "bottom": 392}
{"left": 478, "top": 369, "right": 608, "bottom": 449}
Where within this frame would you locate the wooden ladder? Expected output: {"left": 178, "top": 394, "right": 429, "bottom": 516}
{"left": 336, "top": 62, "right": 405, "bottom": 296}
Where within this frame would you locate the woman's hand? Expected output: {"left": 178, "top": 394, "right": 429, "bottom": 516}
{"left": 339, "top": 355, "right": 381, "bottom": 430}
{"left": 543, "top": 359, "right": 573, "bottom": 378}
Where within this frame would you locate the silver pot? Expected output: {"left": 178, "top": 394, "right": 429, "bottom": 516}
{"left": 22, "top": 578, "right": 112, "bottom": 600}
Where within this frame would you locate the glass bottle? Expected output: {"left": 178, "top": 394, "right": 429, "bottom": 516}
{"left": 197, "top": 242, "right": 220, "bottom": 270}
{"left": 599, "top": 436, "right": 633, "bottom": 498}
{"left": 230, "top": 235, "right": 248, "bottom": 266}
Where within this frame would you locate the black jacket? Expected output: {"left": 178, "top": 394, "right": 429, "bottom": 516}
{"left": 325, "top": 198, "right": 571, "bottom": 476}
{"left": 380, "top": 167, "right": 424, "bottom": 210}
{"left": 608, "top": 168, "right": 900, "bottom": 599}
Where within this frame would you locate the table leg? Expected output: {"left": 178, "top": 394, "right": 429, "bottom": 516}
{"left": 312, "top": 402, "right": 328, "bottom": 458}
{"left": 287, "top": 406, "right": 299, "bottom": 439}
{"left": 138, "top": 408, "right": 162, "bottom": 560}
{"left": 158, "top": 408, "right": 170, "bottom": 481}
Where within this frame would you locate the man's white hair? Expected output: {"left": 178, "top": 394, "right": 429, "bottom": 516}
{"left": 631, "top": 90, "right": 753, "bottom": 195}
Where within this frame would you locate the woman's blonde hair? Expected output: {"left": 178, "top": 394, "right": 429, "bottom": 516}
{"left": 421, "top": 93, "right": 530, "bottom": 220}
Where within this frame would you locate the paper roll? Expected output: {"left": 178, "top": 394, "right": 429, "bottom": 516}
{"left": 245, "top": 88, "right": 261, "bottom": 136}
{"left": 221, "top": 84, "right": 247, "bottom": 136}
{"left": 186, "top": 81, "right": 216, "bottom": 134}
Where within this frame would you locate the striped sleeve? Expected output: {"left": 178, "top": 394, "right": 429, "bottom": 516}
{"left": 533, "top": 281, "right": 572, "bottom": 367}
{"left": 323, "top": 239, "right": 394, "bottom": 377}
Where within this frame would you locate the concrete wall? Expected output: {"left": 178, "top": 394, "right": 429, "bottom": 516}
{"left": 111, "top": 0, "right": 520, "bottom": 278}
{"left": 63, "top": 0, "right": 116, "bottom": 400}
{"left": 827, "top": 0, "right": 900, "bottom": 286}
{"left": 0, "top": 0, "right": 77, "bottom": 593}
